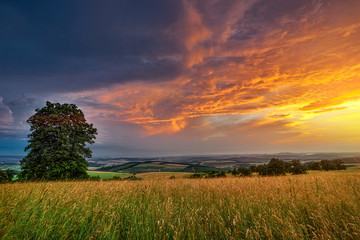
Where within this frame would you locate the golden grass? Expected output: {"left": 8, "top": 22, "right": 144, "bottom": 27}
{"left": 1, "top": 170, "right": 360, "bottom": 239}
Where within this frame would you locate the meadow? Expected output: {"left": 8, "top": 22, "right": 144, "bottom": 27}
{"left": 87, "top": 171, "right": 131, "bottom": 180}
{"left": 1, "top": 171, "right": 360, "bottom": 239}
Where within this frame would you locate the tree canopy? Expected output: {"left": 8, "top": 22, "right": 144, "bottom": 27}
{"left": 19, "top": 101, "right": 97, "bottom": 181}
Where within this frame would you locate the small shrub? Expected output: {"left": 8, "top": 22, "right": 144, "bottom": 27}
{"left": 0, "top": 169, "right": 16, "bottom": 183}
{"left": 89, "top": 175, "right": 102, "bottom": 181}
{"left": 188, "top": 173, "right": 204, "bottom": 179}
{"left": 123, "top": 176, "right": 142, "bottom": 181}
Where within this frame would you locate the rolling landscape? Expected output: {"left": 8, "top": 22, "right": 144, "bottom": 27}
{"left": 2, "top": 0, "right": 360, "bottom": 239}
{"left": 2, "top": 152, "right": 360, "bottom": 176}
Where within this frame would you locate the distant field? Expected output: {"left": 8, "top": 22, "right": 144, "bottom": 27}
{"left": 87, "top": 171, "right": 131, "bottom": 179}
{"left": 1, "top": 170, "right": 360, "bottom": 239}
{"left": 97, "top": 161, "right": 223, "bottom": 173}
{"left": 0, "top": 164, "right": 21, "bottom": 171}
{"left": 136, "top": 171, "right": 190, "bottom": 179}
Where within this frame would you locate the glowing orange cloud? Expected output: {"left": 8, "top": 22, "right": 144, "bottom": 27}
{"left": 65, "top": 1, "right": 360, "bottom": 150}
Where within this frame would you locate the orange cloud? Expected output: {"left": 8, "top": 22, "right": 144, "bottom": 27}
{"left": 65, "top": 0, "right": 360, "bottom": 150}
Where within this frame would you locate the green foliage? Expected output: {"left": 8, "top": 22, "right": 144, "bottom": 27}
{"left": 122, "top": 175, "right": 142, "bottom": 181}
{"left": 19, "top": 101, "right": 97, "bottom": 181}
{"left": 107, "top": 175, "right": 123, "bottom": 180}
{"left": 267, "top": 158, "right": 286, "bottom": 176}
{"left": 0, "top": 169, "right": 15, "bottom": 183}
{"left": 307, "top": 161, "right": 322, "bottom": 170}
{"left": 249, "top": 165, "right": 257, "bottom": 172}
{"left": 188, "top": 173, "right": 203, "bottom": 179}
{"left": 87, "top": 171, "right": 131, "bottom": 179}
{"left": 88, "top": 175, "right": 102, "bottom": 181}
{"left": 255, "top": 164, "right": 268, "bottom": 176}
{"left": 307, "top": 160, "right": 347, "bottom": 171}
{"left": 287, "top": 160, "right": 307, "bottom": 175}
{"left": 188, "top": 171, "right": 226, "bottom": 179}
{"left": 231, "top": 167, "right": 252, "bottom": 176}
{"left": 0, "top": 169, "right": 6, "bottom": 183}
{"left": 255, "top": 159, "right": 307, "bottom": 176}
{"left": 332, "top": 159, "right": 347, "bottom": 170}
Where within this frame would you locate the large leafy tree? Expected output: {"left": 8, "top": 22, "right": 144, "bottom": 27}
{"left": 19, "top": 101, "right": 97, "bottom": 181}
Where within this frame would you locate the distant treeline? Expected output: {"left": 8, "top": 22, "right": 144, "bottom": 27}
{"left": 306, "top": 159, "right": 347, "bottom": 171}
{"left": 187, "top": 158, "right": 347, "bottom": 179}
{"left": 188, "top": 171, "right": 227, "bottom": 179}
{"left": 231, "top": 158, "right": 347, "bottom": 177}
{"left": 231, "top": 158, "right": 307, "bottom": 177}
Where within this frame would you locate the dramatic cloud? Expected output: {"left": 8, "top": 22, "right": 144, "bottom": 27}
{"left": 1, "top": 0, "right": 360, "bottom": 156}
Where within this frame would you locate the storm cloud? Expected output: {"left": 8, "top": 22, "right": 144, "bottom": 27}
{"left": 1, "top": 0, "right": 360, "bottom": 156}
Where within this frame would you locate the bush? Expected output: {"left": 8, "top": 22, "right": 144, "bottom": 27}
{"left": 188, "top": 173, "right": 204, "bottom": 179}
{"left": 188, "top": 171, "right": 226, "bottom": 179}
{"left": 205, "top": 171, "right": 226, "bottom": 178}
{"left": 0, "top": 169, "right": 6, "bottom": 183}
{"left": 0, "top": 169, "right": 16, "bottom": 183}
{"left": 123, "top": 176, "right": 142, "bottom": 181}
{"left": 89, "top": 175, "right": 102, "bottom": 181}
{"left": 231, "top": 167, "right": 252, "bottom": 177}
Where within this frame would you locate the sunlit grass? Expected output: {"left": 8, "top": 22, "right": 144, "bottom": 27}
{"left": 1, "top": 171, "right": 360, "bottom": 239}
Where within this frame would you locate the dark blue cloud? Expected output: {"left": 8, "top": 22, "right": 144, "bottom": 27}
{"left": 0, "top": 0, "right": 184, "bottom": 95}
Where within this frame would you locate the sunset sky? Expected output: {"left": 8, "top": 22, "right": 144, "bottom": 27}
{"left": 1, "top": 0, "right": 360, "bottom": 157}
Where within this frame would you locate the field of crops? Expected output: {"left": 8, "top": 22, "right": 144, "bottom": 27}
{"left": 1, "top": 170, "right": 360, "bottom": 239}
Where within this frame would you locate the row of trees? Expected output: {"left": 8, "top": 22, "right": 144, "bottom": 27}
{"left": 230, "top": 158, "right": 347, "bottom": 177}
{"left": 256, "top": 159, "right": 307, "bottom": 176}
{"left": 307, "top": 160, "right": 346, "bottom": 171}
{"left": 231, "top": 158, "right": 307, "bottom": 177}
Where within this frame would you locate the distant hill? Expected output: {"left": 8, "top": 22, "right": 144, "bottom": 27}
{"left": 0, "top": 155, "right": 23, "bottom": 164}
{"left": 2, "top": 152, "right": 359, "bottom": 174}
{"left": 90, "top": 152, "right": 360, "bottom": 172}
{"left": 97, "top": 161, "right": 222, "bottom": 174}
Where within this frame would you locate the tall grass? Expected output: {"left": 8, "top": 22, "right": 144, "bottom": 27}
{"left": 1, "top": 171, "right": 360, "bottom": 239}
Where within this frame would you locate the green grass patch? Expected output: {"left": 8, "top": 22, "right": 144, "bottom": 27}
{"left": 87, "top": 171, "right": 131, "bottom": 179}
